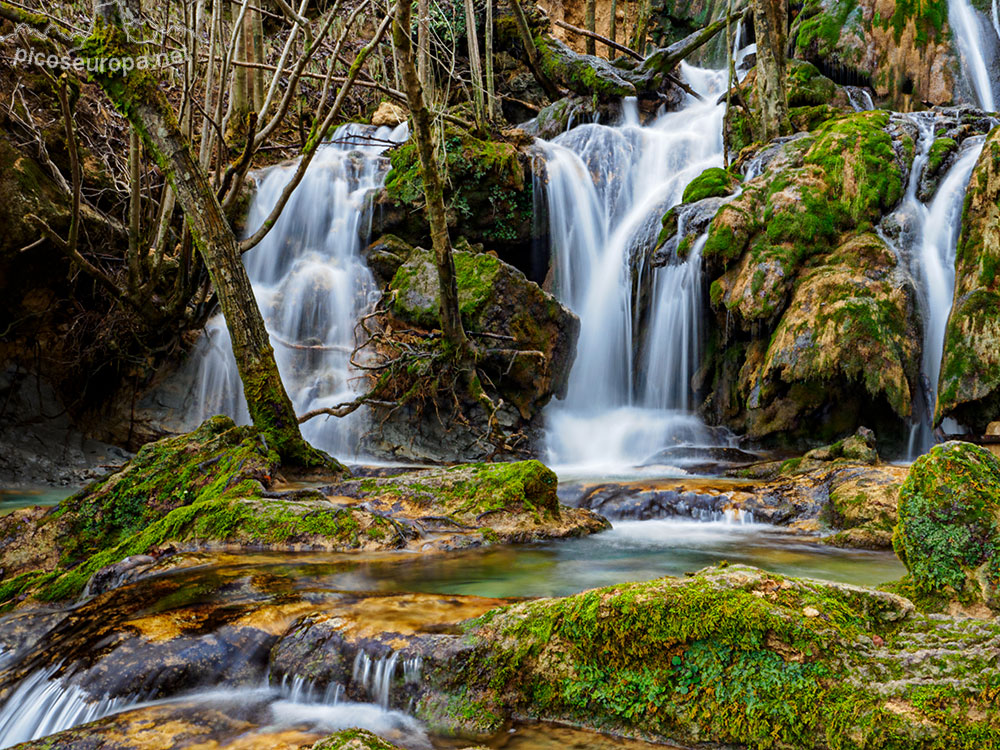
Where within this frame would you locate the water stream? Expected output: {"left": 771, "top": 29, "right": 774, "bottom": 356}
{"left": 537, "top": 65, "right": 729, "bottom": 473}
{"left": 181, "top": 123, "right": 408, "bottom": 461}
{"left": 950, "top": 0, "right": 997, "bottom": 111}
{"left": 902, "top": 129, "right": 986, "bottom": 456}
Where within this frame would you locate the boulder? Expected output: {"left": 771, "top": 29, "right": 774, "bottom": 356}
{"left": 791, "top": 0, "right": 958, "bottom": 107}
{"left": 389, "top": 247, "right": 579, "bottom": 416}
{"left": 893, "top": 440, "right": 1000, "bottom": 612}
{"left": 371, "top": 101, "right": 407, "bottom": 127}
{"left": 702, "top": 111, "right": 923, "bottom": 447}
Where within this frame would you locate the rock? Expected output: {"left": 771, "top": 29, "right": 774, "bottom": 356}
{"left": 371, "top": 101, "right": 407, "bottom": 127}
{"left": 791, "top": 0, "right": 958, "bottom": 107}
{"left": 702, "top": 112, "right": 923, "bottom": 447}
{"left": 0, "top": 420, "right": 604, "bottom": 606}
{"left": 372, "top": 127, "right": 537, "bottom": 272}
{"left": 937, "top": 126, "right": 1000, "bottom": 431}
{"left": 313, "top": 730, "right": 407, "bottom": 750}
{"left": 372, "top": 564, "right": 1000, "bottom": 747}
{"left": 361, "top": 234, "right": 414, "bottom": 287}
{"left": 893, "top": 441, "right": 1000, "bottom": 613}
{"left": 366, "top": 247, "right": 580, "bottom": 462}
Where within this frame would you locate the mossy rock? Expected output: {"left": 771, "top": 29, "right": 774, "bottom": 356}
{"left": 312, "top": 729, "right": 406, "bottom": 750}
{"left": 388, "top": 247, "right": 579, "bottom": 416}
{"left": 791, "top": 0, "right": 957, "bottom": 107}
{"left": 893, "top": 441, "right": 1000, "bottom": 612}
{"left": 681, "top": 167, "right": 740, "bottom": 203}
{"left": 534, "top": 36, "right": 637, "bottom": 98}
{"left": 413, "top": 563, "right": 1000, "bottom": 746}
{"left": 374, "top": 126, "right": 533, "bottom": 255}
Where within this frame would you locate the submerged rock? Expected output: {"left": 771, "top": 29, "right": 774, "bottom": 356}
{"left": 893, "top": 441, "right": 1000, "bottom": 613}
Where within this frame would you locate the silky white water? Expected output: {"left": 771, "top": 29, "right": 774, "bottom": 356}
{"left": 950, "top": 0, "right": 997, "bottom": 111}
{"left": 181, "top": 123, "right": 407, "bottom": 460}
{"left": 537, "top": 64, "right": 727, "bottom": 473}
{"left": 905, "top": 133, "right": 986, "bottom": 456}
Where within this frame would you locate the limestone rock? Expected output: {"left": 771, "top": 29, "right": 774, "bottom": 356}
{"left": 371, "top": 101, "right": 407, "bottom": 127}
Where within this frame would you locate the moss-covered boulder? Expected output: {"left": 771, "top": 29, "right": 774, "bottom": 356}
{"left": 702, "top": 111, "right": 920, "bottom": 447}
{"left": 388, "top": 247, "right": 579, "bottom": 417}
{"left": 356, "top": 563, "right": 1000, "bottom": 746}
{"left": 312, "top": 730, "right": 406, "bottom": 750}
{"left": 372, "top": 127, "right": 535, "bottom": 268}
{"left": 681, "top": 166, "right": 740, "bottom": 203}
{"left": 893, "top": 441, "right": 1000, "bottom": 612}
{"left": 937, "top": 125, "right": 1000, "bottom": 431}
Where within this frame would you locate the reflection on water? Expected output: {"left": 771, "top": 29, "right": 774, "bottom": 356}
{"left": 0, "top": 488, "right": 74, "bottom": 516}
{"left": 121, "top": 519, "right": 903, "bottom": 609}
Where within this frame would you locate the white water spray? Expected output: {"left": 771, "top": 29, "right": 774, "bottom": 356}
{"left": 906, "top": 137, "right": 985, "bottom": 455}
{"left": 182, "top": 123, "right": 407, "bottom": 460}
{"left": 537, "top": 65, "right": 728, "bottom": 472}
{"left": 950, "top": 0, "right": 996, "bottom": 111}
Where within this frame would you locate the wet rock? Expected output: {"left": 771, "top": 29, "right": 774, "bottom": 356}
{"left": 893, "top": 441, "right": 1000, "bottom": 613}
{"left": 371, "top": 102, "right": 407, "bottom": 128}
{"left": 702, "top": 111, "right": 923, "bottom": 449}
{"left": 362, "top": 234, "right": 414, "bottom": 287}
{"left": 0, "top": 421, "right": 604, "bottom": 606}
{"left": 363, "top": 248, "right": 580, "bottom": 462}
{"left": 937, "top": 125, "right": 1000, "bottom": 431}
{"left": 382, "top": 564, "right": 1000, "bottom": 747}
{"left": 791, "top": 0, "right": 958, "bottom": 107}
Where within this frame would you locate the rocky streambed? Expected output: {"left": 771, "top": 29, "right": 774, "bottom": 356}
{"left": 0, "top": 421, "right": 999, "bottom": 749}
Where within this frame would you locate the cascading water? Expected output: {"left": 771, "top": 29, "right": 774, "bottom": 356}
{"left": 182, "top": 122, "right": 408, "bottom": 460}
{"left": 536, "top": 64, "right": 728, "bottom": 473}
{"left": 0, "top": 667, "right": 138, "bottom": 749}
{"left": 905, "top": 135, "right": 986, "bottom": 456}
{"left": 950, "top": 0, "right": 997, "bottom": 111}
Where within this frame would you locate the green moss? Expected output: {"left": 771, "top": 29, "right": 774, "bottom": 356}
{"left": 878, "top": 0, "right": 949, "bottom": 44}
{"left": 383, "top": 126, "right": 530, "bottom": 245}
{"left": 311, "top": 728, "right": 404, "bottom": 750}
{"left": 795, "top": 0, "right": 862, "bottom": 60}
{"left": 926, "top": 137, "right": 958, "bottom": 176}
{"left": 682, "top": 167, "right": 739, "bottom": 203}
{"left": 892, "top": 441, "right": 1000, "bottom": 611}
{"left": 452, "top": 564, "right": 945, "bottom": 747}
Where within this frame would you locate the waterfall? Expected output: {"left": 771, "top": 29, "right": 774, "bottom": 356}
{"left": 950, "top": 0, "right": 996, "bottom": 111}
{"left": 536, "top": 64, "right": 728, "bottom": 472}
{"left": 0, "top": 667, "right": 138, "bottom": 749}
{"left": 182, "top": 122, "right": 408, "bottom": 460}
{"left": 352, "top": 649, "right": 399, "bottom": 709}
{"left": 906, "top": 137, "right": 985, "bottom": 456}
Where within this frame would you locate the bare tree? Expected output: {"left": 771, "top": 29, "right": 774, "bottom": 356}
{"left": 752, "top": 0, "right": 791, "bottom": 140}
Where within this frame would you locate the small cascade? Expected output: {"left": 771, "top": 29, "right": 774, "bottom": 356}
{"left": 276, "top": 673, "right": 344, "bottom": 705}
{"left": 905, "top": 137, "right": 985, "bottom": 456}
{"left": 845, "top": 86, "right": 875, "bottom": 112}
{"left": 950, "top": 0, "right": 997, "bottom": 111}
{"left": 182, "top": 122, "right": 408, "bottom": 460}
{"left": 352, "top": 650, "right": 400, "bottom": 709}
{"left": 536, "top": 64, "right": 729, "bottom": 472}
{"left": 0, "top": 667, "right": 138, "bottom": 749}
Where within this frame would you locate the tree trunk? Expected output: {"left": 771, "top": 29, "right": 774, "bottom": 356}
{"left": 81, "top": 20, "right": 335, "bottom": 468}
{"left": 464, "top": 0, "right": 486, "bottom": 124}
{"left": 585, "top": 0, "right": 597, "bottom": 55}
{"left": 609, "top": 0, "right": 618, "bottom": 59}
{"left": 752, "top": 0, "right": 791, "bottom": 141}
{"left": 393, "top": 0, "right": 469, "bottom": 353}
{"left": 417, "top": 0, "right": 430, "bottom": 84}
{"left": 485, "top": 0, "right": 497, "bottom": 119}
